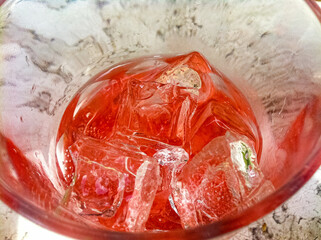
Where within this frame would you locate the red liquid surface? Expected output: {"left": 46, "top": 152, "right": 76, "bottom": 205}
{"left": 56, "top": 52, "right": 266, "bottom": 231}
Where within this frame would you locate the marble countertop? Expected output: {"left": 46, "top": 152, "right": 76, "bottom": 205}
{"left": 1, "top": 167, "right": 321, "bottom": 240}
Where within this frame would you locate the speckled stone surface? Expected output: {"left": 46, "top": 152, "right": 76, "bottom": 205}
{"left": 1, "top": 0, "right": 321, "bottom": 239}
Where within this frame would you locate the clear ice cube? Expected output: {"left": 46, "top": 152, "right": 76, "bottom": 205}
{"left": 70, "top": 158, "right": 125, "bottom": 217}
{"left": 115, "top": 72, "right": 198, "bottom": 147}
{"left": 153, "top": 147, "right": 189, "bottom": 191}
{"left": 172, "top": 132, "right": 274, "bottom": 228}
{"left": 227, "top": 132, "right": 274, "bottom": 200}
{"left": 144, "top": 147, "right": 189, "bottom": 230}
{"left": 67, "top": 136, "right": 153, "bottom": 217}
{"left": 157, "top": 65, "right": 202, "bottom": 96}
{"left": 125, "top": 159, "right": 161, "bottom": 232}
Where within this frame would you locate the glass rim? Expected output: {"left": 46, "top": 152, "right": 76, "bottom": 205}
{"left": 0, "top": 0, "right": 320, "bottom": 239}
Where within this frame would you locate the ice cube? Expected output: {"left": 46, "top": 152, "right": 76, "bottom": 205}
{"left": 67, "top": 136, "right": 153, "bottom": 217}
{"left": 229, "top": 136, "right": 263, "bottom": 191}
{"left": 227, "top": 132, "right": 274, "bottom": 200}
{"left": 172, "top": 133, "right": 274, "bottom": 228}
{"left": 109, "top": 132, "right": 183, "bottom": 157}
{"left": 193, "top": 164, "right": 241, "bottom": 223}
{"left": 172, "top": 181, "right": 199, "bottom": 228}
{"left": 162, "top": 52, "right": 215, "bottom": 105}
{"left": 69, "top": 136, "right": 152, "bottom": 177}
{"left": 157, "top": 65, "right": 202, "bottom": 95}
{"left": 142, "top": 147, "right": 188, "bottom": 230}
{"left": 172, "top": 135, "right": 240, "bottom": 228}
{"left": 116, "top": 53, "right": 210, "bottom": 146}
{"left": 153, "top": 147, "right": 189, "bottom": 191}
{"left": 154, "top": 147, "right": 188, "bottom": 166}
{"left": 70, "top": 158, "right": 125, "bottom": 217}
{"left": 189, "top": 100, "right": 258, "bottom": 157}
{"left": 125, "top": 159, "right": 161, "bottom": 232}
{"left": 115, "top": 70, "right": 198, "bottom": 147}
{"left": 108, "top": 132, "right": 190, "bottom": 230}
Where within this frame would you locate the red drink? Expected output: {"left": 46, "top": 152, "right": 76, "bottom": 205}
{"left": 56, "top": 52, "right": 273, "bottom": 231}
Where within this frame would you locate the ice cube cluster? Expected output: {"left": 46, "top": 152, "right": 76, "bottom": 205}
{"left": 57, "top": 52, "right": 273, "bottom": 231}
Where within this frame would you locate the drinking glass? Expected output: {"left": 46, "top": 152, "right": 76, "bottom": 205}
{"left": 1, "top": 0, "right": 321, "bottom": 239}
